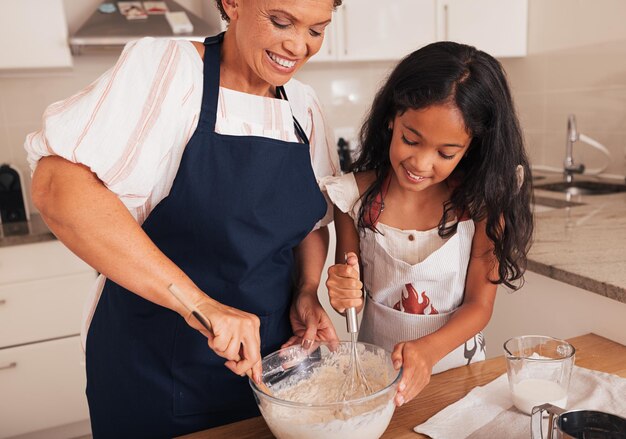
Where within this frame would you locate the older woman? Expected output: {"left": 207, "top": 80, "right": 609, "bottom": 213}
{"left": 25, "top": 0, "right": 342, "bottom": 436}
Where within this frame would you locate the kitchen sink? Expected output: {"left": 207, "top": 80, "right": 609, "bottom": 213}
{"left": 533, "top": 196, "right": 584, "bottom": 212}
{"left": 535, "top": 180, "right": 626, "bottom": 195}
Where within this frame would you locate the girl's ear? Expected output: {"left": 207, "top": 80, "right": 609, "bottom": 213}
{"left": 388, "top": 121, "right": 394, "bottom": 131}
{"left": 221, "top": 0, "right": 239, "bottom": 21}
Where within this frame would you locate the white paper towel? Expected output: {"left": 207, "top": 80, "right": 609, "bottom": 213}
{"left": 414, "top": 366, "right": 626, "bottom": 439}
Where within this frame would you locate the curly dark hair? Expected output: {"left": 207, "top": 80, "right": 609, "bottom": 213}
{"left": 214, "top": 0, "right": 344, "bottom": 22}
{"left": 351, "top": 41, "right": 534, "bottom": 290}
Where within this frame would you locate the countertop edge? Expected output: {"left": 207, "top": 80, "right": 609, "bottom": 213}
{"left": 0, "top": 214, "right": 57, "bottom": 248}
{"left": 0, "top": 232, "right": 56, "bottom": 247}
{"left": 527, "top": 259, "right": 626, "bottom": 303}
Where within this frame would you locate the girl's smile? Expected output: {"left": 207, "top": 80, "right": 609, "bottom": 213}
{"left": 402, "top": 165, "right": 428, "bottom": 184}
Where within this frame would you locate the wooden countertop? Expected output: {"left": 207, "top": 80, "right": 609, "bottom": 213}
{"left": 180, "top": 333, "right": 626, "bottom": 439}
{"left": 183, "top": 334, "right": 626, "bottom": 439}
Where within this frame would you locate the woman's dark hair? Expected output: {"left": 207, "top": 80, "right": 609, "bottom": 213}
{"left": 214, "top": 0, "right": 343, "bottom": 22}
{"left": 351, "top": 41, "right": 533, "bottom": 290}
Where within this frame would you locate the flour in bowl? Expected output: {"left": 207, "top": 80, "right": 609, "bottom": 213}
{"left": 257, "top": 346, "right": 399, "bottom": 439}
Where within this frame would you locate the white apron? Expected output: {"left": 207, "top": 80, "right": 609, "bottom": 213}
{"left": 358, "top": 219, "right": 486, "bottom": 374}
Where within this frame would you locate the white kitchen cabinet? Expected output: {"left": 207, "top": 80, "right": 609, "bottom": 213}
{"left": 0, "top": 0, "right": 73, "bottom": 70}
{"left": 312, "top": 0, "right": 437, "bottom": 62}
{"left": 0, "top": 241, "right": 95, "bottom": 438}
{"left": 436, "top": 0, "right": 528, "bottom": 57}
{"left": 0, "top": 337, "right": 89, "bottom": 438}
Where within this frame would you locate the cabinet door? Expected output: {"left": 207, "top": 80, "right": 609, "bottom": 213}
{"left": 436, "top": 0, "right": 528, "bottom": 57}
{"left": 310, "top": 15, "right": 339, "bottom": 62}
{"left": 340, "top": 0, "right": 436, "bottom": 61}
{"left": 0, "top": 337, "right": 88, "bottom": 438}
{"left": 0, "top": 272, "right": 95, "bottom": 348}
{"left": 0, "top": 0, "right": 72, "bottom": 69}
{"left": 0, "top": 240, "right": 93, "bottom": 285}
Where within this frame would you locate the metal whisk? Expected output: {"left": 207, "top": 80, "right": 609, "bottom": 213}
{"left": 339, "top": 306, "right": 373, "bottom": 400}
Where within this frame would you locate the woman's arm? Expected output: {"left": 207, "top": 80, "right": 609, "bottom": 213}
{"left": 286, "top": 225, "right": 339, "bottom": 347}
{"left": 392, "top": 218, "right": 498, "bottom": 405}
{"left": 32, "top": 156, "right": 263, "bottom": 378}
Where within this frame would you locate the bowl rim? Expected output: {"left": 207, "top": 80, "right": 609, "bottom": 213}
{"left": 248, "top": 340, "right": 402, "bottom": 409}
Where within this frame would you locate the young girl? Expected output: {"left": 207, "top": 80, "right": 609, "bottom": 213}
{"left": 323, "top": 41, "right": 533, "bottom": 407}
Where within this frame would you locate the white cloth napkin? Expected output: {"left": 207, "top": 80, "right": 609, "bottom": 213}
{"left": 414, "top": 366, "right": 626, "bottom": 439}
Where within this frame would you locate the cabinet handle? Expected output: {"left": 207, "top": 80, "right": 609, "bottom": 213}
{"left": 327, "top": 27, "right": 332, "bottom": 56}
{"left": 0, "top": 362, "right": 17, "bottom": 371}
{"left": 443, "top": 4, "right": 449, "bottom": 40}
{"left": 343, "top": 4, "right": 348, "bottom": 55}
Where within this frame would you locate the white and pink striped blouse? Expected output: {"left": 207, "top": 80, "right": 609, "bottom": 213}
{"left": 24, "top": 37, "right": 340, "bottom": 228}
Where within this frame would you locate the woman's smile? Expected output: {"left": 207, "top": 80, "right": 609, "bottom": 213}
{"left": 265, "top": 50, "right": 298, "bottom": 72}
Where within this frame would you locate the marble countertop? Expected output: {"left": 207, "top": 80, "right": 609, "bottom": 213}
{"left": 0, "top": 214, "right": 56, "bottom": 247}
{"left": 530, "top": 174, "right": 626, "bottom": 303}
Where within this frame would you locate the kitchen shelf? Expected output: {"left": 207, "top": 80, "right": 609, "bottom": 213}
{"left": 69, "top": 0, "right": 220, "bottom": 55}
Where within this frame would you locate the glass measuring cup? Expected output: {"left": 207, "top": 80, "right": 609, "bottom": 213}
{"left": 504, "top": 335, "right": 575, "bottom": 415}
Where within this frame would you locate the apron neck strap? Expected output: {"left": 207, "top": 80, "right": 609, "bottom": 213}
{"left": 365, "top": 172, "right": 391, "bottom": 228}
{"left": 276, "top": 85, "right": 309, "bottom": 145}
{"left": 199, "top": 32, "right": 224, "bottom": 130}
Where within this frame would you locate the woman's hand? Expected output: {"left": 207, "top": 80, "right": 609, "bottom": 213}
{"left": 326, "top": 251, "right": 364, "bottom": 314}
{"left": 391, "top": 338, "right": 436, "bottom": 406}
{"left": 282, "top": 291, "right": 339, "bottom": 349}
{"left": 184, "top": 296, "right": 262, "bottom": 382}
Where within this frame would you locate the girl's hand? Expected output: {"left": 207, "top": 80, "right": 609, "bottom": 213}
{"left": 282, "top": 290, "right": 339, "bottom": 349}
{"left": 391, "top": 339, "right": 436, "bottom": 406}
{"left": 326, "top": 251, "right": 364, "bottom": 314}
{"left": 185, "top": 297, "right": 262, "bottom": 381}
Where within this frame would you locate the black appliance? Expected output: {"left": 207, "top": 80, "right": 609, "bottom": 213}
{"left": 337, "top": 137, "right": 352, "bottom": 172}
{"left": 0, "top": 163, "right": 29, "bottom": 224}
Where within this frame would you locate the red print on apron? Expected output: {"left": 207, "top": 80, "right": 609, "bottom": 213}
{"left": 393, "top": 283, "right": 439, "bottom": 315}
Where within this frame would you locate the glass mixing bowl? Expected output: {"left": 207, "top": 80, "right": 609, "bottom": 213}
{"left": 249, "top": 341, "right": 401, "bottom": 439}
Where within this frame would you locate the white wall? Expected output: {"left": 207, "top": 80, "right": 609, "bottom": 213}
{"left": 527, "top": 0, "right": 626, "bottom": 54}
{"left": 484, "top": 271, "right": 626, "bottom": 359}
{"left": 502, "top": 0, "right": 626, "bottom": 179}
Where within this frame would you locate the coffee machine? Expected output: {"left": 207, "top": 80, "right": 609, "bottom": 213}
{"left": 0, "top": 163, "right": 29, "bottom": 225}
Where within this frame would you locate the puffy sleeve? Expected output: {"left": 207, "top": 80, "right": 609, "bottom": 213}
{"left": 24, "top": 37, "right": 203, "bottom": 213}
{"left": 319, "top": 173, "right": 361, "bottom": 222}
{"left": 290, "top": 81, "right": 341, "bottom": 229}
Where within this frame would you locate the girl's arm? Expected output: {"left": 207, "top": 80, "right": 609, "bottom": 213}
{"left": 392, "top": 218, "right": 498, "bottom": 406}
{"left": 325, "top": 205, "right": 364, "bottom": 314}
{"left": 32, "top": 156, "right": 264, "bottom": 379}
{"left": 285, "top": 226, "right": 339, "bottom": 347}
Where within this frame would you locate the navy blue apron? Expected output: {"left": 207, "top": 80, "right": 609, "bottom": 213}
{"left": 86, "top": 33, "right": 327, "bottom": 438}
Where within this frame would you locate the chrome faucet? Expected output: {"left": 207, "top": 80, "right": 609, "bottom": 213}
{"left": 563, "top": 114, "right": 585, "bottom": 183}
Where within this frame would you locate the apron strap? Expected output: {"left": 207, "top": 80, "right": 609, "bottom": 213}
{"left": 365, "top": 172, "right": 391, "bottom": 228}
{"left": 276, "top": 86, "right": 310, "bottom": 145}
{"left": 197, "top": 32, "right": 224, "bottom": 131}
